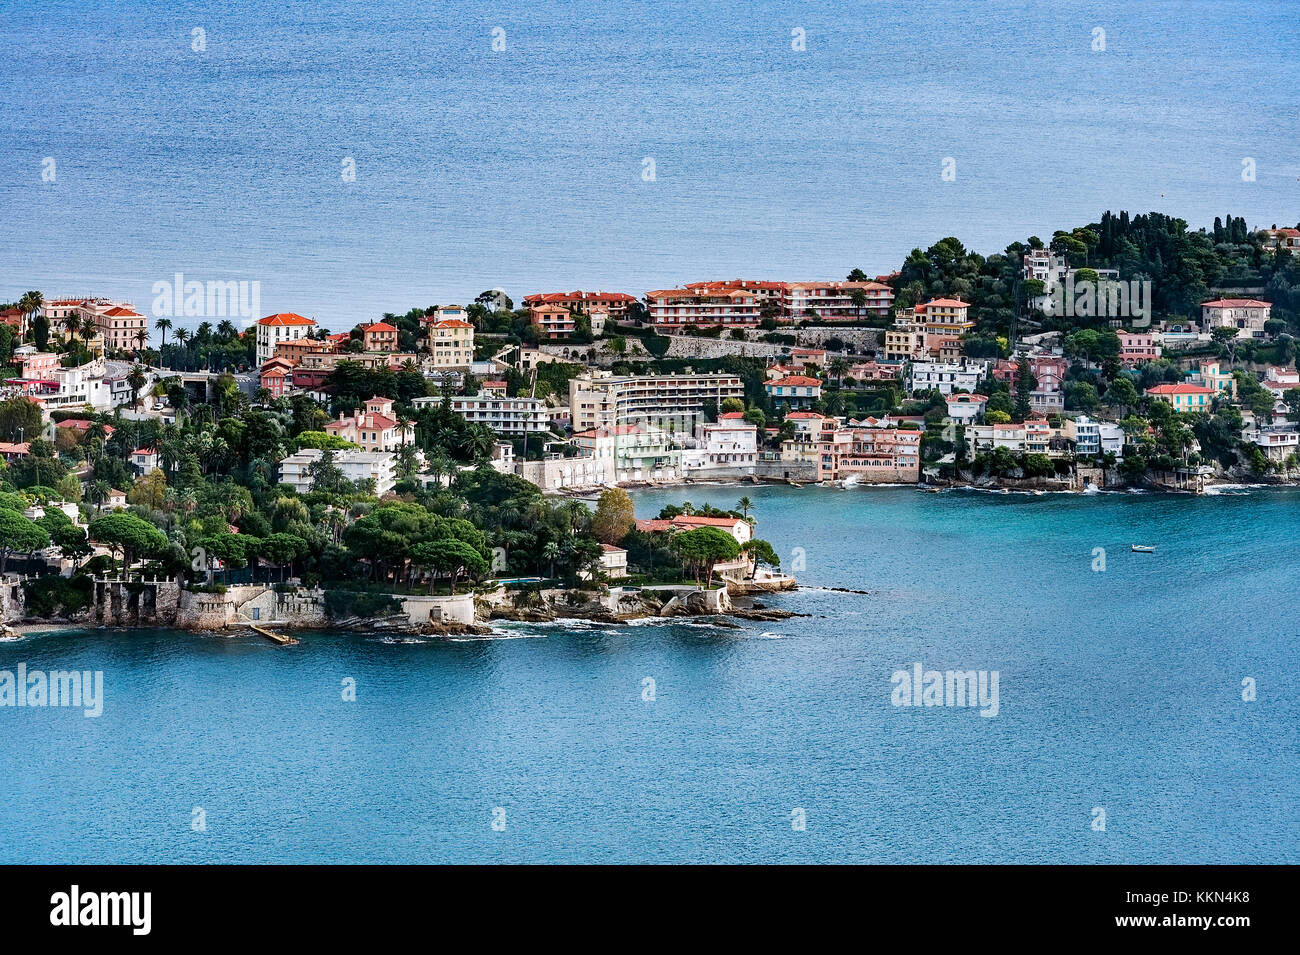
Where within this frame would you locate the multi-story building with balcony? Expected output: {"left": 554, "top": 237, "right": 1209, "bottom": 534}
{"left": 645, "top": 285, "right": 762, "bottom": 329}
{"left": 907, "top": 360, "right": 984, "bottom": 396}
{"left": 1117, "top": 330, "right": 1161, "bottom": 366}
{"left": 915, "top": 298, "right": 973, "bottom": 352}
{"left": 783, "top": 281, "right": 893, "bottom": 320}
{"left": 426, "top": 317, "right": 475, "bottom": 368}
{"left": 362, "top": 321, "right": 399, "bottom": 352}
{"left": 522, "top": 290, "right": 637, "bottom": 322}
{"left": 884, "top": 310, "right": 927, "bottom": 361}
{"left": 816, "top": 425, "right": 921, "bottom": 483}
{"left": 424, "top": 391, "right": 550, "bottom": 434}
{"left": 529, "top": 303, "right": 576, "bottom": 339}
{"left": 966, "top": 419, "right": 1053, "bottom": 456}
{"left": 1201, "top": 298, "right": 1271, "bottom": 340}
{"left": 325, "top": 396, "right": 415, "bottom": 451}
{"left": 764, "top": 374, "right": 822, "bottom": 408}
{"left": 256, "top": 312, "right": 318, "bottom": 365}
{"left": 74, "top": 299, "right": 147, "bottom": 354}
{"left": 568, "top": 371, "right": 744, "bottom": 434}
{"left": 277, "top": 448, "right": 397, "bottom": 496}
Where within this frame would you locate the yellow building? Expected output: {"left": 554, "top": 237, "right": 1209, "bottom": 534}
{"left": 1186, "top": 360, "right": 1236, "bottom": 398}
{"left": 427, "top": 317, "right": 475, "bottom": 369}
{"left": 1146, "top": 383, "right": 1215, "bottom": 412}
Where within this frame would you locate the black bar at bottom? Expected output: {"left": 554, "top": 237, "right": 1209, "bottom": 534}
{"left": 0, "top": 864, "right": 1279, "bottom": 942}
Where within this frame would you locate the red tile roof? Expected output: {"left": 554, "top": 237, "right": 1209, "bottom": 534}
{"left": 55, "top": 418, "right": 114, "bottom": 433}
{"left": 1147, "top": 383, "right": 1215, "bottom": 395}
{"left": 524, "top": 291, "right": 637, "bottom": 306}
{"left": 1201, "top": 298, "right": 1270, "bottom": 308}
{"left": 767, "top": 375, "right": 822, "bottom": 387}
{"left": 634, "top": 518, "right": 673, "bottom": 533}
{"left": 258, "top": 312, "right": 316, "bottom": 327}
{"left": 671, "top": 515, "right": 747, "bottom": 530}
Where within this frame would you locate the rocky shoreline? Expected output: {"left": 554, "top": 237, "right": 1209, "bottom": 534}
{"left": 487, "top": 586, "right": 801, "bottom": 627}
{"left": 4, "top": 593, "right": 801, "bottom": 639}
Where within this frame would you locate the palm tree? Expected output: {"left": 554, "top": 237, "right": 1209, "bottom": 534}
{"left": 133, "top": 327, "right": 147, "bottom": 358}
{"left": 62, "top": 313, "right": 81, "bottom": 342}
{"left": 541, "top": 540, "right": 561, "bottom": 579}
{"left": 90, "top": 480, "right": 111, "bottom": 511}
{"left": 736, "top": 496, "right": 753, "bottom": 517}
{"left": 850, "top": 288, "right": 868, "bottom": 320}
{"left": 497, "top": 499, "right": 526, "bottom": 531}
{"left": 173, "top": 327, "right": 190, "bottom": 367}
{"left": 216, "top": 320, "right": 237, "bottom": 339}
{"left": 20, "top": 291, "right": 42, "bottom": 335}
{"left": 127, "top": 365, "right": 147, "bottom": 410}
{"left": 562, "top": 500, "right": 588, "bottom": 534}
{"left": 155, "top": 317, "right": 172, "bottom": 354}
{"left": 828, "top": 357, "right": 849, "bottom": 386}
{"left": 79, "top": 315, "right": 97, "bottom": 344}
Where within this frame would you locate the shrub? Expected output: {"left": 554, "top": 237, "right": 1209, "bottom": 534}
{"left": 22, "top": 575, "right": 93, "bottom": 617}
{"left": 324, "top": 589, "right": 402, "bottom": 619}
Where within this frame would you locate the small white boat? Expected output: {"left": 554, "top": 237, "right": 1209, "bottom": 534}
{"left": 1131, "top": 544, "right": 1156, "bottom": 553}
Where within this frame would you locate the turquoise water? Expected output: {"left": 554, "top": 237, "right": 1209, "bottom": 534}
{"left": 2, "top": 485, "right": 1296, "bottom": 863}
{"left": 2, "top": 0, "right": 1297, "bottom": 326}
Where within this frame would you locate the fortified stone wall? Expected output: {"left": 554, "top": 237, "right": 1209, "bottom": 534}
{"left": 396, "top": 593, "right": 476, "bottom": 626}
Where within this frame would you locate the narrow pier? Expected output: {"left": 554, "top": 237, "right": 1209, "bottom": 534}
{"left": 250, "top": 624, "right": 299, "bottom": 646}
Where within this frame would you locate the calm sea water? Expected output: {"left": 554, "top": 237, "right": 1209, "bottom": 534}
{"left": 1, "top": 485, "right": 1296, "bottom": 864}
{"left": 2, "top": 1, "right": 1297, "bottom": 327}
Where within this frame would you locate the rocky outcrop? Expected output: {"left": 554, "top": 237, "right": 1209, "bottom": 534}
{"left": 487, "top": 584, "right": 736, "bottom": 623}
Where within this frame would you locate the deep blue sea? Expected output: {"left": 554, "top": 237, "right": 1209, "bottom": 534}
{"left": 1, "top": 485, "right": 1296, "bottom": 863}
{"left": 2, "top": 0, "right": 1297, "bottom": 328}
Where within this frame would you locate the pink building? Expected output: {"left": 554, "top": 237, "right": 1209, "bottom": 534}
{"left": 846, "top": 360, "right": 902, "bottom": 382}
{"left": 784, "top": 281, "right": 893, "bottom": 320}
{"left": 523, "top": 290, "right": 637, "bottom": 321}
{"left": 1117, "top": 331, "right": 1161, "bottom": 366}
{"left": 325, "top": 396, "right": 415, "bottom": 451}
{"left": 646, "top": 285, "right": 762, "bottom": 329}
{"left": 816, "top": 425, "right": 922, "bottom": 483}
{"left": 259, "top": 357, "right": 295, "bottom": 397}
{"left": 10, "top": 351, "right": 61, "bottom": 378}
{"left": 362, "top": 321, "right": 399, "bottom": 352}
{"left": 529, "top": 303, "right": 576, "bottom": 339}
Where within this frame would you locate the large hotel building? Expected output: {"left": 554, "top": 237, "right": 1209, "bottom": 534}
{"left": 645, "top": 279, "right": 893, "bottom": 329}
{"left": 568, "top": 371, "right": 745, "bottom": 434}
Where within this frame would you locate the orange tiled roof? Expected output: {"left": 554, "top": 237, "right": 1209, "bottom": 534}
{"left": 258, "top": 313, "right": 316, "bottom": 327}
{"left": 767, "top": 375, "right": 822, "bottom": 387}
{"left": 1147, "top": 383, "right": 1215, "bottom": 395}
{"left": 1201, "top": 298, "right": 1270, "bottom": 308}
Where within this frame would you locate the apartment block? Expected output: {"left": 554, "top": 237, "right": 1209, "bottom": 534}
{"left": 568, "top": 371, "right": 744, "bottom": 434}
